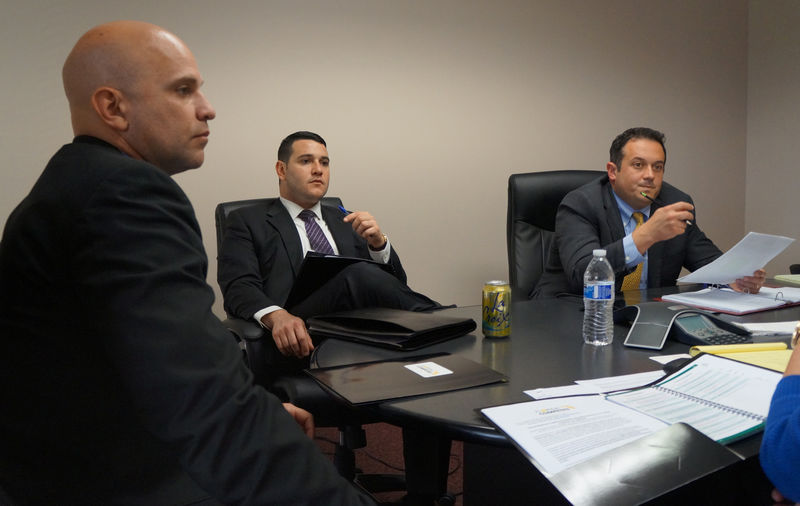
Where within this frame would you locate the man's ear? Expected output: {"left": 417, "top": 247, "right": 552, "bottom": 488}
{"left": 90, "top": 87, "right": 129, "bottom": 132}
{"left": 606, "top": 161, "right": 618, "bottom": 184}
{"left": 275, "top": 160, "right": 286, "bottom": 180}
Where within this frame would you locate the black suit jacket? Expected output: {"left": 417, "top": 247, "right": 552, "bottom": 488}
{"left": 218, "top": 198, "right": 407, "bottom": 320}
{"left": 533, "top": 176, "right": 722, "bottom": 297}
{"left": 0, "top": 137, "right": 373, "bottom": 505}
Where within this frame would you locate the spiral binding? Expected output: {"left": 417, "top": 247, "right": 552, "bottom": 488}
{"left": 653, "top": 384, "right": 764, "bottom": 421}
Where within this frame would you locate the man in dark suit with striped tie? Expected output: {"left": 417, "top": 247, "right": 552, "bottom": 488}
{"left": 218, "top": 131, "right": 441, "bottom": 373}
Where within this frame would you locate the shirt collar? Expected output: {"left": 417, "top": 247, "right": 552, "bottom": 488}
{"left": 613, "top": 192, "right": 650, "bottom": 224}
{"left": 280, "top": 197, "right": 323, "bottom": 220}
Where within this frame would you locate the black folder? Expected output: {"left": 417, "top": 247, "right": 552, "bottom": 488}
{"left": 285, "top": 253, "right": 394, "bottom": 308}
{"left": 306, "top": 307, "right": 477, "bottom": 350}
{"left": 548, "top": 423, "right": 741, "bottom": 505}
{"left": 306, "top": 353, "right": 507, "bottom": 405}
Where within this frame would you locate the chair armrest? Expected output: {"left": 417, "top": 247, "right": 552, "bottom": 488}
{"left": 222, "top": 316, "right": 266, "bottom": 342}
{"left": 221, "top": 317, "right": 272, "bottom": 387}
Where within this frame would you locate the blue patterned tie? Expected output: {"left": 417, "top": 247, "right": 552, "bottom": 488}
{"left": 298, "top": 209, "right": 334, "bottom": 255}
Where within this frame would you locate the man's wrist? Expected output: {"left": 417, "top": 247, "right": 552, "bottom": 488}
{"left": 369, "top": 233, "right": 388, "bottom": 251}
{"left": 255, "top": 306, "right": 283, "bottom": 329}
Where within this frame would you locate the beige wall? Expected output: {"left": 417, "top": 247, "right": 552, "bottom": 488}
{"left": 4, "top": 0, "right": 787, "bottom": 320}
{"left": 747, "top": 0, "right": 800, "bottom": 275}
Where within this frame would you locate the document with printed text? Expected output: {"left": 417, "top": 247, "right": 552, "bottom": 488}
{"left": 481, "top": 353, "right": 781, "bottom": 475}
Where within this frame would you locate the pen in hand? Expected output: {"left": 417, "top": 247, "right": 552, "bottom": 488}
{"left": 337, "top": 205, "right": 352, "bottom": 215}
{"left": 640, "top": 192, "right": 692, "bottom": 226}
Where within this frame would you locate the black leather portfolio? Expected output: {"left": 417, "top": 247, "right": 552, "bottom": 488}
{"left": 306, "top": 307, "right": 477, "bottom": 350}
{"left": 285, "top": 253, "right": 394, "bottom": 308}
{"left": 306, "top": 353, "right": 507, "bottom": 405}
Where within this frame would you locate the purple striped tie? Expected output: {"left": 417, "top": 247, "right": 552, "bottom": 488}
{"left": 298, "top": 209, "right": 334, "bottom": 255}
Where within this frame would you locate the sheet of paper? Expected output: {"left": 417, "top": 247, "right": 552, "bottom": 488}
{"left": 650, "top": 353, "right": 692, "bottom": 365}
{"left": 738, "top": 321, "right": 798, "bottom": 334}
{"left": 574, "top": 370, "right": 665, "bottom": 392}
{"left": 481, "top": 395, "right": 667, "bottom": 475}
{"left": 679, "top": 232, "right": 794, "bottom": 284}
{"left": 525, "top": 370, "right": 666, "bottom": 399}
{"left": 525, "top": 384, "right": 599, "bottom": 399}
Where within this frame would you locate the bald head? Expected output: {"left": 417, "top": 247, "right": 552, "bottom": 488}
{"left": 64, "top": 22, "right": 173, "bottom": 127}
{"left": 62, "top": 21, "right": 215, "bottom": 173}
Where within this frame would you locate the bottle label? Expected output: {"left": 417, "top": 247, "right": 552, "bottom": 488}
{"left": 584, "top": 282, "right": 613, "bottom": 300}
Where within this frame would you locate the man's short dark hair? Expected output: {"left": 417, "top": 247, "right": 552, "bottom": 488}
{"left": 609, "top": 127, "right": 666, "bottom": 167}
{"left": 277, "top": 131, "right": 327, "bottom": 163}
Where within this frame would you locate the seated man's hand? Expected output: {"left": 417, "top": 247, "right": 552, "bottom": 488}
{"left": 632, "top": 202, "right": 695, "bottom": 253}
{"left": 283, "top": 402, "right": 315, "bottom": 438}
{"left": 730, "top": 268, "right": 766, "bottom": 294}
{"left": 343, "top": 210, "right": 387, "bottom": 250}
{"left": 261, "top": 309, "right": 314, "bottom": 358}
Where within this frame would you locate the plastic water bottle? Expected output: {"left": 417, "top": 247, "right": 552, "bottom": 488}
{"left": 582, "top": 249, "right": 614, "bottom": 346}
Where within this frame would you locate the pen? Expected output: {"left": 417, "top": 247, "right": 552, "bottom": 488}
{"left": 640, "top": 192, "right": 692, "bottom": 226}
{"left": 337, "top": 205, "right": 352, "bottom": 215}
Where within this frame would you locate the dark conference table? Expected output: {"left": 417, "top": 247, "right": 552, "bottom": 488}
{"left": 311, "top": 285, "right": 800, "bottom": 504}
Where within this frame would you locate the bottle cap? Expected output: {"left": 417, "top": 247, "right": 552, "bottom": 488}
{"left": 592, "top": 249, "right": 607, "bottom": 256}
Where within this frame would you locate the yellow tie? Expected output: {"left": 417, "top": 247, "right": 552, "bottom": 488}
{"left": 621, "top": 212, "right": 645, "bottom": 291}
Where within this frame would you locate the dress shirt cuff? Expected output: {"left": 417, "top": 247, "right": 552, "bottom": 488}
{"left": 622, "top": 234, "right": 645, "bottom": 268}
{"left": 254, "top": 306, "right": 282, "bottom": 328}
{"left": 368, "top": 236, "right": 391, "bottom": 264}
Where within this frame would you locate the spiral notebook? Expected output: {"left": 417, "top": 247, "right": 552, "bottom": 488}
{"left": 481, "top": 353, "right": 781, "bottom": 476}
{"left": 604, "top": 352, "right": 779, "bottom": 444}
{"left": 661, "top": 285, "right": 800, "bottom": 315}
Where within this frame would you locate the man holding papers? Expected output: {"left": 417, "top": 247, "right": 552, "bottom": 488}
{"left": 533, "top": 127, "right": 766, "bottom": 297}
{"left": 218, "top": 131, "right": 441, "bottom": 374}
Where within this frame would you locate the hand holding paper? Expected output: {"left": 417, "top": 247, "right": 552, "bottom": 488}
{"left": 679, "top": 232, "right": 794, "bottom": 285}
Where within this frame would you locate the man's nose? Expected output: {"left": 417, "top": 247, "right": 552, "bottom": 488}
{"left": 197, "top": 92, "right": 216, "bottom": 121}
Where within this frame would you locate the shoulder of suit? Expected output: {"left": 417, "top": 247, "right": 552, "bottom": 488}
{"left": 658, "top": 181, "right": 693, "bottom": 203}
{"left": 562, "top": 175, "right": 606, "bottom": 206}
{"left": 63, "top": 137, "right": 175, "bottom": 188}
{"left": 227, "top": 199, "right": 286, "bottom": 223}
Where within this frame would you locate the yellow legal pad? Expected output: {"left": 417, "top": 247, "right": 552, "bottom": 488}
{"left": 775, "top": 274, "right": 800, "bottom": 286}
{"left": 689, "top": 342, "right": 791, "bottom": 372}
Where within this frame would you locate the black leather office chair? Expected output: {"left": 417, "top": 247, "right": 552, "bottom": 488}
{"left": 214, "top": 197, "right": 405, "bottom": 492}
{"left": 214, "top": 197, "right": 344, "bottom": 386}
{"left": 506, "top": 170, "right": 604, "bottom": 299}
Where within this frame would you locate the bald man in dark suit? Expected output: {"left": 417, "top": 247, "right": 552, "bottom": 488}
{"left": 0, "top": 22, "right": 374, "bottom": 505}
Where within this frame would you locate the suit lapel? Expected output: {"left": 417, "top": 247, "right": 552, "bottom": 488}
{"left": 647, "top": 239, "right": 664, "bottom": 288}
{"left": 322, "top": 205, "right": 357, "bottom": 256}
{"left": 602, "top": 182, "right": 626, "bottom": 241}
{"left": 264, "top": 200, "right": 305, "bottom": 275}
